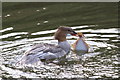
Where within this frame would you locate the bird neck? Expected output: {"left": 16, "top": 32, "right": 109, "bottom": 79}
{"left": 54, "top": 30, "right": 67, "bottom": 42}
{"left": 58, "top": 41, "right": 70, "bottom": 53}
{"left": 78, "top": 37, "right": 83, "bottom": 39}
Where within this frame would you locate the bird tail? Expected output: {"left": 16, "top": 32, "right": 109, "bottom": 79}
{"left": 16, "top": 54, "right": 40, "bottom": 65}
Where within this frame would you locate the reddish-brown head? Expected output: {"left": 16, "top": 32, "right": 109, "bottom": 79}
{"left": 54, "top": 26, "right": 77, "bottom": 42}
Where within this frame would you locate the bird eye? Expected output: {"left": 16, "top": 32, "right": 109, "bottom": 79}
{"left": 68, "top": 30, "right": 71, "bottom": 32}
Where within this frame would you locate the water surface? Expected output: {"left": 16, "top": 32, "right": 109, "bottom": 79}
{"left": 0, "top": 2, "right": 119, "bottom": 79}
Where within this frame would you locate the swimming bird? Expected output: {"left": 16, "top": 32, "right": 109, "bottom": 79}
{"left": 72, "top": 32, "right": 89, "bottom": 52}
{"left": 18, "top": 26, "right": 77, "bottom": 64}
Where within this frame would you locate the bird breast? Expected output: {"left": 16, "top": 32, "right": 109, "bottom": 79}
{"left": 72, "top": 38, "right": 89, "bottom": 52}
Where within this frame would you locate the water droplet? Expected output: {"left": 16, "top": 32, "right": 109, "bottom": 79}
{"left": 43, "top": 7, "right": 46, "bottom": 10}
{"left": 7, "top": 14, "right": 10, "bottom": 17}
{"left": 36, "top": 10, "right": 40, "bottom": 12}
{"left": 5, "top": 14, "right": 11, "bottom": 17}
{"left": 37, "top": 23, "right": 41, "bottom": 25}
{"left": 43, "top": 21, "right": 48, "bottom": 24}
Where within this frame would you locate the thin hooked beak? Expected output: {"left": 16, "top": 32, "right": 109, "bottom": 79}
{"left": 70, "top": 31, "right": 77, "bottom": 36}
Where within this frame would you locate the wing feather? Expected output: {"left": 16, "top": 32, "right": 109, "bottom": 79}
{"left": 18, "top": 43, "right": 66, "bottom": 64}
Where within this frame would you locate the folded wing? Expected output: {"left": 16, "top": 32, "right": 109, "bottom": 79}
{"left": 18, "top": 43, "right": 66, "bottom": 64}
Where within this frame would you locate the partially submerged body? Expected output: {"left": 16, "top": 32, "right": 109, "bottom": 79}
{"left": 72, "top": 32, "right": 89, "bottom": 53}
{"left": 17, "top": 26, "right": 77, "bottom": 65}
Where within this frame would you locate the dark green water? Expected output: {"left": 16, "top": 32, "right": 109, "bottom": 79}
{"left": 0, "top": 2, "right": 119, "bottom": 79}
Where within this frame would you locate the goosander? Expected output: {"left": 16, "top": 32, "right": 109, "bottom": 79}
{"left": 18, "top": 26, "right": 77, "bottom": 64}
{"left": 72, "top": 32, "right": 89, "bottom": 52}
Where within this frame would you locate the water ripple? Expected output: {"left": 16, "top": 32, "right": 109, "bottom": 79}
{"left": 0, "top": 26, "right": 119, "bottom": 79}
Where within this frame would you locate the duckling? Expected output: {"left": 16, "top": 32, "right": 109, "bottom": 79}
{"left": 72, "top": 32, "right": 89, "bottom": 53}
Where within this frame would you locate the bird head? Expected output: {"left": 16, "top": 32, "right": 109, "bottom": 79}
{"left": 77, "top": 32, "right": 85, "bottom": 38}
